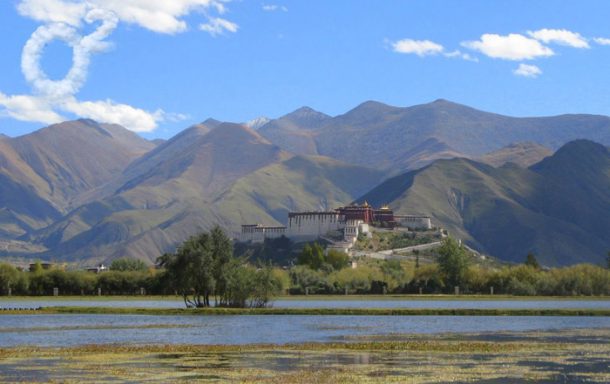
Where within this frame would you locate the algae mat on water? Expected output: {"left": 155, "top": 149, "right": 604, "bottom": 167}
{"left": 0, "top": 328, "right": 609, "bottom": 383}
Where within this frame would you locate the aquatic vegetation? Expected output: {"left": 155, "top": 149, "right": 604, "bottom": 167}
{"left": 0, "top": 329, "right": 609, "bottom": 383}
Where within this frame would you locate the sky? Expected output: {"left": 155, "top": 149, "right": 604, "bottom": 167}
{"left": 2, "top": 0, "right": 610, "bottom": 139}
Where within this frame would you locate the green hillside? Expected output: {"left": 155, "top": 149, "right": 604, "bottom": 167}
{"left": 358, "top": 140, "right": 610, "bottom": 266}
{"left": 20, "top": 124, "right": 385, "bottom": 264}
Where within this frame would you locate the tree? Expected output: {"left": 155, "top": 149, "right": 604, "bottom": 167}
{"left": 436, "top": 237, "right": 470, "bottom": 290}
{"left": 211, "top": 226, "right": 233, "bottom": 306}
{"left": 326, "top": 250, "right": 349, "bottom": 271}
{"left": 158, "top": 232, "right": 216, "bottom": 308}
{"left": 0, "top": 263, "right": 20, "bottom": 295}
{"left": 110, "top": 258, "right": 148, "bottom": 272}
{"left": 158, "top": 226, "right": 278, "bottom": 308}
{"left": 297, "top": 242, "right": 325, "bottom": 270}
{"left": 525, "top": 253, "right": 540, "bottom": 269}
{"left": 607, "top": 251, "right": 610, "bottom": 270}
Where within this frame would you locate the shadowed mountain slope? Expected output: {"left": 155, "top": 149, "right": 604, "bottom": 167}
{"left": 358, "top": 140, "right": 610, "bottom": 266}
{"left": 23, "top": 124, "right": 385, "bottom": 264}
{"left": 480, "top": 142, "right": 552, "bottom": 168}
{"left": 0, "top": 120, "right": 155, "bottom": 238}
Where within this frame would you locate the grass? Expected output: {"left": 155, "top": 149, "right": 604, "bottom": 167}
{"left": 1, "top": 306, "right": 609, "bottom": 316}
{"left": 0, "top": 328, "right": 609, "bottom": 383}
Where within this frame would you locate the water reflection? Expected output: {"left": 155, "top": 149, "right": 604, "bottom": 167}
{"left": 1, "top": 298, "right": 609, "bottom": 310}
{"left": 0, "top": 314, "right": 608, "bottom": 347}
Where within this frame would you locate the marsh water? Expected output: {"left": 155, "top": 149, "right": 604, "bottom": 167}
{"left": 1, "top": 298, "right": 609, "bottom": 347}
{"left": 0, "top": 314, "right": 609, "bottom": 347}
{"left": 1, "top": 297, "right": 610, "bottom": 310}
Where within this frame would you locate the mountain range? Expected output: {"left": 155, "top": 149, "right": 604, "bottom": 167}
{"left": 1, "top": 99, "right": 610, "bottom": 266}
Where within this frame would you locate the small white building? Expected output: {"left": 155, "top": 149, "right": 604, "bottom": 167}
{"left": 394, "top": 215, "right": 432, "bottom": 230}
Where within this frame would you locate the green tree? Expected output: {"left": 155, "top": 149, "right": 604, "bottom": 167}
{"left": 525, "top": 253, "right": 540, "bottom": 269}
{"left": 326, "top": 250, "right": 349, "bottom": 271}
{"left": 109, "top": 258, "right": 148, "bottom": 272}
{"left": 297, "top": 242, "right": 325, "bottom": 270}
{"left": 158, "top": 227, "right": 276, "bottom": 308}
{"left": 211, "top": 226, "right": 233, "bottom": 306}
{"left": 0, "top": 263, "right": 20, "bottom": 295}
{"left": 436, "top": 237, "right": 470, "bottom": 290}
{"left": 158, "top": 232, "right": 216, "bottom": 308}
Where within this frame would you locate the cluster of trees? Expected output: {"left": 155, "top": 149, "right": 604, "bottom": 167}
{"left": 0, "top": 259, "right": 158, "bottom": 296}
{"left": 1, "top": 235, "right": 609, "bottom": 300}
{"left": 297, "top": 242, "right": 350, "bottom": 271}
{"left": 158, "top": 226, "right": 282, "bottom": 308}
{"left": 289, "top": 238, "right": 610, "bottom": 296}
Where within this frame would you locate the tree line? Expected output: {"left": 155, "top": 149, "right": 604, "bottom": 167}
{"left": 289, "top": 238, "right": 610, "bottom": 296}
{"left": 1, "top": 234, "right": 609, "bottom": 303}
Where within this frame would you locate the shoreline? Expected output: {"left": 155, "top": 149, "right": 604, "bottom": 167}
{"left": 1, "top": 294, "right": 610, "bottom": 301}
{"left": 1, "top": 306, "right": 609, "bottom": 316}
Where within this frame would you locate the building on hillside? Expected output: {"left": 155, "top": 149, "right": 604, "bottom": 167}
{"left": 394, "top": 215, "right": 432, "bottom": 230}
{"left": 239, "top": 203, "right": 432, "bottom": 247}
{"left": 286, "top": 211, "right": 343, "bottom": 241}
{"left": 240, "top": 224, "right": 286, "bottom": 243}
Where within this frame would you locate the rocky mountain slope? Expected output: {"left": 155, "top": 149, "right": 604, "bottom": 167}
{"left": 259, "top": 99, "right": 610, "bottom": 171}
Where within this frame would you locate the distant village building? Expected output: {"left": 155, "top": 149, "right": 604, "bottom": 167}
{"left": 29, "top": 262, "right": 54, "bottom": 272}
{"left": 86, "top": 264, "right": 108, "bottom": 274}
{"left": 239, "top": 203, "right": 433, "bottom": 251}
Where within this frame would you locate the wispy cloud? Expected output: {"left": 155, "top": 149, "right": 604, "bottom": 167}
{"left": 262, "top": 4, "right": 288, "bottom": 12}
{"left": 0, "top": 0, "right": 234, "bottom": 132}
{"left": 444, "top": 50, "right": 479, "bottom": 62}
{"left": 199, "top": 17, "right": 239, "bottom": 36}
{"left": 391, "top": 27, "right": 608, "bottom": 78}
{"left": 527, "top": 29, "right": 589, "bottom": 48}
{"left": 593, "top": 37, "right": 610, "bottom": 45}
{"left": 392, "top": 39, "right": 444, "bottom": 57}
{"left": 513, "top": 63, "right": 542, "bottom": 78}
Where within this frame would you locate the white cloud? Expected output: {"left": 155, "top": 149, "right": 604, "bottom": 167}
{"left": 513, "top": 63, "right": 542, "bottom": 78}
{"left": 61, "top": 98, "right": 162, "bottom": 132}
{"left": 21, "top": 10, "right": 118, "bottom": 99}
{"left": 17, "top": 0, "right": 87, "bottom": 27}
{"left": 444, "top": 50, "right": 479, "bottom": 62}
{"left": 593, "top": 37, "right": 610, "bottom": 45}
{"left": 462, "top": 33, "right": 554, "bottom": 60}
{"left": 17, "top": 0, "right": 232, "bottom": 35}
{"left": 1, "top": 0, "right": 235, "bottom": 132}
{"left": 527, "top": 29, "right": 589, "bottom": 48}
{"left": 199, "top": 17, "right": 239, "bottom": 36}
{"left": 392, "top": 39, "right": 444, "bottom": 57}
{"left": 0, "top": 92, "right": 64, "bottom": 123}
{"left": 262, "top": 4, "right": 288, "bottom": 12}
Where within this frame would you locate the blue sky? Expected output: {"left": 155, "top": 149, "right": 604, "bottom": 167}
{"left": 2, "top": 0, "right": 610, "bottom": 139}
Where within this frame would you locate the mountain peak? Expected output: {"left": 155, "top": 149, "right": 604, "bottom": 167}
{"left": 244, "top": 116, "right": 271, "bottom": 130}
{"left": 202, "top": 118, "right": 222, "bottom": 128}
{"left": 283, "top": 106, "right": 330, "bottom": 122}
{"left": 531, "top": 139, "right": 609, "bottom": 177}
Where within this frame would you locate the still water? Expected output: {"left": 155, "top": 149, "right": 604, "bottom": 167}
{"left": 1, "top": 298, "right": 609, "bottom": 310}
{"left": 0, "top": 314, "right": 609, "bottom": 347}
